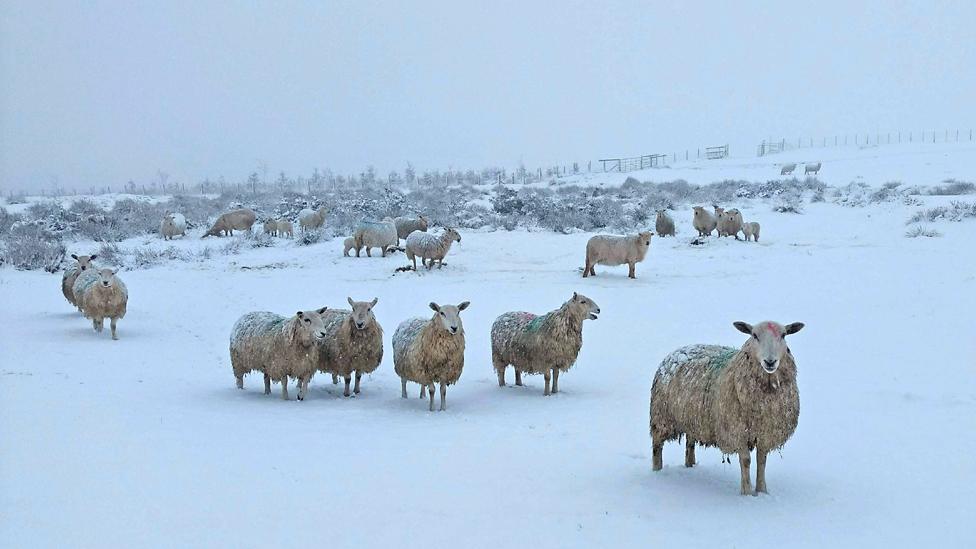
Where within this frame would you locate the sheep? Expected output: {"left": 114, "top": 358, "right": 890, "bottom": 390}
{"left": 713, "top": 207, "right": 727, "bottom": 235}
{"left": 692, "top": 206, "right": 717, "bottom": 237}
{"left": 354, "top": 218, "right": 398, "bottom": 257}
{"left": 230, "top": 308, "right": 328, "bottom": 400}
{"left": 160, "top": 212, "right": 187, "bottom": 240}
{"left": 263, "top": 219, "right": 278, "bottom": 236}
{"left": 343, "top": 236, "right": 359, "bottom": 257}
{"left": 743, "top": 221, "right": 761, "bottom": 242}
{"left": 713, "top": 206, "right": 725, "bottom": 219}
{"left": 62, "top": 254, "right": 97, "bottom": 310}
{"left": 276, "top": 219, "right": 294, "bottom": 238}
{"left": 804, "top": 162, "right": 821, "bottom": 175}
{"left": 780, "top": 163, "right": 796, "bottom": 176}
{"left": 299, "top": 206, "right": 327, "bottom": 233}
{"left": 491, "top": 292, "right": 600, "bottom": 396}
{"left": 394, "top": 215, "right": 429, "bottom": 242}
{"left": 393, "top": 301, "right": 470, "bottom": 411}
{"left": 649, "top": 320, "right": 805, "bottom": 495}
{"left": 655, "top": 211, "right": 675, "bottom": 237}
{"left": 404, "top": 228, "right": 461, "bottom": 270}
{"left": 74, "top": 268, "right": 128, "bottom": 340}
{"left": 583, "top": 231, "right": 652, "bottom": 279}
{"left": 316, "top": 297, "right": 383, "bottom": 397}
{"left": 717, "top": 209, "right": 744, "bottom": 240}
{"left": 202, "top": 208, "right": 257, "bottom": 238}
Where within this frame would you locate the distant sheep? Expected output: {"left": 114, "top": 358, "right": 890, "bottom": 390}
{"left": 263, "top": 219, "right": 278, "bottom": 236}
{"left": 230, "top": 308, "right": 328, "bottom": 400}
{"left": 393, "top": 301, "right": 469, "bottom": 411}
{"left": 299, "top": 206, "right": 327, "bottom": 233}
{"left": 202, "top": 208, "right": 257, "bottom": 238}
{"left": 491, "top": 292, "right": 600, "bottom": 395}
{"left": 276, "top": 220, "right": 294, "bottom": 238}
{"left": 804, "top": 162, "right": 821, "bottom": 175}
{"left": 75, "top": 268, "right": 128, "bottom": 340}
{"left": 343, "top": 236, "right": 359, "bottom": 257}
{"left": 743, "top": 221, "right": 761, "bottom": 242}
{"left": 780, "top": 163, "right": 796, "bottom": 176}
{"left": 160, "top": 212, "right": 187, "bottom": 240}
{"left": 692, "top": 206, "right": 717, "bottom": 237}
{"left": 316, "top": 298, "right": 383, "bottom": 397}
{"left": 62, "top": 253, "right": 97, "bottom": 311}
{"left": 718, "top": 209, "right": 744, "bottom": 239}
{"left": 713, "top": 206, "right": 725, "bottom": 219}
{"left": 405, "top": 228, "right": 461, "bottom": 270}
{"left": 650, "top": 320, "right": 805, "bottom": 495}
{"left": 354, "top": 218, "right": 398, "bottom": 257}
{"left": 655, "top": 211, "right": 675, "bottom": 237}
{"left": 583, "top": 231, "right": 652, "bottom": 279}
{"left": 395, "top": 215, "right": 429, "bottom": 242}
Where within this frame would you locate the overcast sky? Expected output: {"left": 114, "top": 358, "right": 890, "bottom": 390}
{"left": 1, "top": 1, "right": 974, "bottom": 191}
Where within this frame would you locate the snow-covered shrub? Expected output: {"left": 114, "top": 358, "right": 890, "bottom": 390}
{"left": 904, "top": 225, "right": 942, "bottom": 238}
{"left": 1, "top": 222, "right": 66, "bottom": 272}
{"left": 296, "top": 228, "right": 328, "bottom": 246}
{"left": 0, "top": 207, "right": 20, "bottom": 236}
{"left": 906, "top": 201, "right": 976, "bottom": 224}
{"left": 96, "top": 242, "right": 125, "bottom": 265}
{"left": 927, "top": 180, "right": 975, "bottom": 196}
{"left": 132, "top": 246, "right": 188, "bottom": 268}
{"left": 242, "top": 231, "right": 275, "bottom": 248}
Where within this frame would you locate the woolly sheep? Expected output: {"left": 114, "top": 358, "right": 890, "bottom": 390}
{"left": 343, "top": 236, "right": 359, "bottom": 257}
{"left": 299, "top": 206, "right": 327, "bottom": 233}
{"left": 202, "top": 208, "right": 257, "bottom": 238}
{"left": 393, "top": 301, "right": 470, "bottom": 411}
{"left": 276, "top": 219, "right": 294, "bottom": 238}
{"left": 692, "top": 206, "right": 717, "bottom": 237}
{"left": 491, "top": 292, "right": 600, "bottom": 396}
{"left": 394, "top": 215, "right": 429, "bottom": 242}
{"left": 780, "top": 163, "right": 796, "bottom": 176}
{"left": 804, "top": 162, "right": 821, "bottom": 175}
{"left": 404, "top": 228, "right": 461, "bottom": 270}
{"left": 583, "top": 231, "right": 652, "bottom": 279}
{"left": 160, "top": 212, "right": 187, "bottom": 240}
{"left": 316, "top": 297, "right": 384, "bottom": 397}
{"left": 263, "top": 219, "right": 278, "bottom": 236}
{"left": 650, "top": 320, "right": 805, "bottom": 495}
{"left": 75, "top": 268, "right": 128, "bottom": 340}
{"left": 655, "top": 211, "right": 675, "bottom": 237}
{"left": 713, "top": 206, "right": 725, "bottom": 219}
{"left": 742, "top": 221, "right": 761, "bottom": 242}
{"left": 717, "top": 209, "right": 744, "bottom": 240}
{"left": 230, "top": 308, "right": 328, "bottom": 400}
{"left": 354, "top": 218, "right": 398, "bottom": 257}
{"left": 62, "top": 254, "right": 97, "bottom": 311}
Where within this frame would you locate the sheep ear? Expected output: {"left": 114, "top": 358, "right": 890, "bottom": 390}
{"left": 297, "top": 311, "right": 304, "bottom": 318}
{"left": 784, "top": 322, "right": 805, "bottom": 335}
{"left": 458, "top": 301, "right": 470, "bottom": 311}
{"left": 733, "top": 321, "right": 753, "bottom": 335}
{"left": 90, "top": 254, "right": 97, "bottom": 261}
{"left": 317, "top": 307, "right": 328, "bottom": 314}
{"left": 71, "top": 254, "right": 78, "bottom": 260}
{"left": 429, "top": 302, "right": 440, "bottom": 312}
{"left": 572, "top": 292, "right": 578, "bottom": 299}
{"left": 370, "top": 297, "right": 378, "bottom": 307}
{"left": 347, "top": 297, "right": 355, "bottom": 307}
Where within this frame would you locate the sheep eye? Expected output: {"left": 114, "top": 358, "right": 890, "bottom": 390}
{"left": 304, "top": 319, "right": 310, "bottom": 323}
{"left": 440, "top": 312, "right": 445, "bottom": 316}
{"left": 752, "top": 334, "right": 759, "bottom": 340}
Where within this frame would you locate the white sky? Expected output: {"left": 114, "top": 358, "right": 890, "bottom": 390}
{"left": 1, "top": 0, "right": 974, "bottom": 191}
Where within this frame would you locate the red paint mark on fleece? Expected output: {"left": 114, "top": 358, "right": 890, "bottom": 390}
{"left": 765, "top": 322, "right": 779, "bottom": 336}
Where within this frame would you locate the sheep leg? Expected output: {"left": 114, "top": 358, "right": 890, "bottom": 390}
{"left": 684, "top": 438, "right": 696, "bottom": 467}
{"left": 583, "top": 259, "right": 590, "bottom": 278}
{"left": 332, "top": 373, "right": 339, "bottom": 384}
{"left": 419, "top": 384, "right": 425, "bottom": 398}
{"left": 738, "top": 451, "right": 753, "bottom": 495}
{"left": 428, "top": 385, "right": 435, "bottom": 411}
{"left": 411, "top": 256, "right": 417, "bottom": 270}
{"left": 110, "top": 318, "right": 118, "bottom": 340}
{"left": 755, "top": 448, "right": 768, "bottom": 494}
{"left": 439, "top": 382, "right": 447, "bottom": 411}
{"left": 236, "top": 375, "right": 244, "bottom": 389}
{"left": 297, "top": 376, "right": 307, "bottom": 401}
{"left": 628, "top": 262, "right": 636, "bottom": 279}
{"left": 91, "top": 318, "right": 99, "bottom": 332}
{"left": 515, "top": 369, "right": 523, "bottom": 386}
{"left": 401, "top": 378, "right": 408, "bottom": 398}
{"left": 381, "top": 247, "right": 387, "bottom": 257}
{"left": 652, "top": 434, "right": 664, "bottom": 471}
{"left": 543, "top": 370, "right": 551, "bottom": 396}
{"left": 366, "top": 247, "right": 372, "bottom": 257}
{"left": 551, "top": 367, "right": 560, "bottom": 394}
{"left": 426, "top": 258, "right": 433, "bottom": 270}
{"left": 264, "top": 373, "right": 271, "bottom": 394}
{"left": 280, "top": 376, "right": 290, "bottom": 400}
{"left": 96, "top": 317, "right": 104, "bottom": 332}
{"left": 354, "top": 372, "right": 362, "bottom": 394}
{"left": 494, "top": 357, "right": 506, "bottom": 386}
{"left": 343, "top": 375, "right": 352, "bottom": 397}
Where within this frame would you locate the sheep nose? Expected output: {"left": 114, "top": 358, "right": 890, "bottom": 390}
{"left": 763, "top": 359, "right": 777, "bottom": 369}
{"left": 596, "top": 308, "right": 601, "bottom": 314}
{"left": 356, "top": 323, "right": 365, "bottom": 329}
{"left": 450, "top": 326, "right": 458, "bottom": 334}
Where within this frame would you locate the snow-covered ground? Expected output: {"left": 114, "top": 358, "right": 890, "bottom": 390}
{"left": 2, "top": 192, "right": 974, "bottom": 547}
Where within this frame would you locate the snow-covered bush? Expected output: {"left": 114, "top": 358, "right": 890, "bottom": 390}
{"left": 904, "top": 225, "right": 942, "bottom": 238}
{"left": 927, "top": 180, "right": 975, "bottom": 196}
{"left": 1, "top": 222, "right": 66, "bottom": 272}
{"left": 906, "top": 201, "right": 976, "bottom": 224}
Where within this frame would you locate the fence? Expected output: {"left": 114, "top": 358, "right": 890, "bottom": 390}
{"left": 758, "top": 129, "right": 974, "bottom": 156}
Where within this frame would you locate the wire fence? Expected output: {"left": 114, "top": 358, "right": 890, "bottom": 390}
{"left": 758, "top": 129, "right": 974, "bottom": 156}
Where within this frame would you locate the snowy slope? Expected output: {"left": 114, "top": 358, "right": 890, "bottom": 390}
{"left": 1, "top": 195, "right": 974, "bottom": 547}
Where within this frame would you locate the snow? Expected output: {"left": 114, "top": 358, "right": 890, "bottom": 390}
{"left": 2, "top": 187, "right": 976, "bottom": 547}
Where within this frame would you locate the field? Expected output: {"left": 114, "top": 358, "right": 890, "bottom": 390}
{"left": 2, "top": 180, "right": 975, "bottom": 547}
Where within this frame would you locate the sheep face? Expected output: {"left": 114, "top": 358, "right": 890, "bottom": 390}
{"left": 70, "top": 254, "right": 97, "bottom": 272}
{"left": 570, "top": 292, "right": 601, "bottom": 320}
{"left": 733, "top": 321, "right": 805, "bottom": 374}
{"left": 296, "top": 308, "right": 329, "bottom": 344}
{"left": 444, "top": 228, "right": 461, "bottom": 243}
{"left": 95, "top": 268, "right": 118, "bottom": 288}
{"left": 714, "top": 206, "right": 724, "bottom": 216}
{"left": 693, "top": 206, "right": 707, "bottom": 218}
{"left": 637, "top": 231, "right": 652, "bottom": 248}
{"left": 429, "top": 301, "right": 470, "bottom": 335}
{"left": 347, "top": 297, "right": 378, "bottom": 330}
{"left": 418, "top": 216, "right": 429, "bottom": 230}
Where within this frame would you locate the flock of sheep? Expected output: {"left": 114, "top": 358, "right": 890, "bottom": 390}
{"left": 56, "top": 200, "right": 805, "bottom": 496}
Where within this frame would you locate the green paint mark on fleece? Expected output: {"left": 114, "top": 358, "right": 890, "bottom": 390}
{"left": 524, "top": 314, "right": 548, "bottom": 333}
{"left": 707, "top": 347, "right": 737, "bottom": 371}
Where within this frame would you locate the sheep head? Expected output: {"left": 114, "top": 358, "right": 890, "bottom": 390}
{"left": 95, "top": 268, "right": 118, "bottom": 288}
{"left": 71, "top": 254, "right": 96, "bottom": 272}
{"left": 347, "top": 297, "right": 378, "bottom": 330}
{"left": 295, "top": 308, "right": 328, "bottom": 345}
{"left": 429, "top": 301, "right": 469, "bottom": 335}
{"left": 568, "top": 292, "right": 600, "bottom": 321}
{"left": 733, "top": 321, "right": 805, "bottom": 374}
